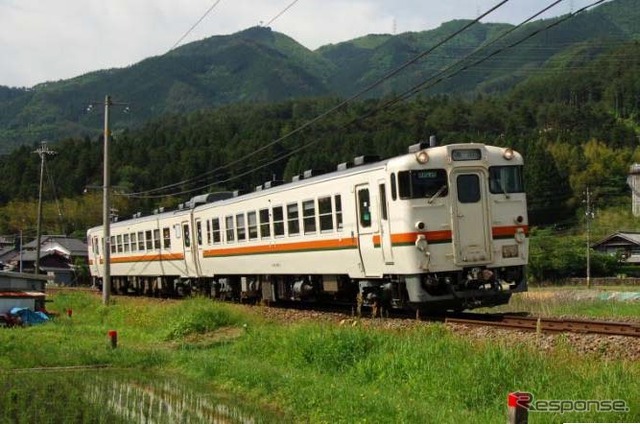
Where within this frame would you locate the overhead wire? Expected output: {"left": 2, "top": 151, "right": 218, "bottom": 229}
{"left": 366, "top": 0, "right": 608, "bottom": 113}
{"left": 264, "top": 0, "right": 301, "bottom": 27}
{"left": 168, "top": 0, "right": 224, "bottom": 52}
{"left": 124, "top": 0, "right": 512, "bottom": 198}
{"left": 44, "top": 159, "right": 65, "bottom": 228}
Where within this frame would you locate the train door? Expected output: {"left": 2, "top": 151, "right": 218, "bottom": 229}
{"left": 355, "top": 184, "right": 384, "bottom": 277}
{"left": 377, "top": 180, "right": 394, "bottom": 264}
{"left": 90, "top": 236, "right": 101, "bottom": 278}
{"left": 451, "top": 170, "right": 492, "bottom": 265}
{"left": 193, "top": 218, "right": 204, "bottom": 276}
{"left": 181, "top": 220, "right": 201, "bottom": 277}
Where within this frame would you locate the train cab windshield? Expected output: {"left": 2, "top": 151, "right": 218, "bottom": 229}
{"left": 398, "top": 169, "right": 448, "bottom": 199}
{"left": 489, "top": 165, "right": 524, "bottom": 194}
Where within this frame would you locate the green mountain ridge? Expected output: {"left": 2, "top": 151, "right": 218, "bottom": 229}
{"left": 1, "top": 0, "right": 639, "bottom": 151}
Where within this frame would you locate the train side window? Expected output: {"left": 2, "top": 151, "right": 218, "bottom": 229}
{"left": 130, "top": 233, "right": 137, "bottom": 252}
{"left": 335, "top": 195, "right": 343, "bottom": 231}
{"left": 391, "top": 173, "right": 397, "bottom": 201}
{"left": 163, "top": 227, "right": 171, "bottom": 249}
{"left": 318, "top": 196, "right": 333, "bottom": 232}
{"left": 225, "top": 216, "right": 235, "bottom": 243}
{"left": 146, "top": 230, "right": 153, "bottom": 250}
{"left": 154, "top": 229, "right": 161, "bottom": 249}
{"left": 110, "top": 236, "right": 116, "bottom": 254}
{"left": 358, "top": 189, "right": 372, "bottom": 228}
{"left": 138, "top": 231, "right": 145, "bottom": 251}
{"left": 206, "top": 220, "right": 211, "bottom": 245}
{"left": 273, "top": 206, "right": 284, "bottom": 237}
{"left": 183, "top": 225, "right": 191, "bottom": 247}
{"left": 195, "top": 222, "right": 203, "bottom": 246}
{"left": 236, "top": 213, "right": 246, "bottom": 241}
{"left": 259, "top": 208, "right": 271, "bottom": 239}
{"left": 117, "top": 235, "right": 123, "bottom": 253}
{"left": 211, "top": 218, "right": 221, "bottom": 244}
{"left": 248, "top": 211, "right": 258, "bottom": 240}
{"left": 379, "top": 184, "right": 388, "bottom": 220}
{"left": 287, "top": 203, "right": 300, "bottom": 236}
{"left": 303, "top": 200, "right": 316, "bottom": 234}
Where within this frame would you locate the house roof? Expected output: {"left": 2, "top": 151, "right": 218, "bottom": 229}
{"left": 592, "top": 232, "right": 640, "bottom": 249}
{"left": 23, "top": 236, "right": 87, "bottom": 257}
{"left": 0, "top": 246, "right": 16, "bottom": 262}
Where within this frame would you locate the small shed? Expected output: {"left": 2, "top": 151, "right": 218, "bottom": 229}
{"left": 0, "top": 271, "right": 49, "bottom": 314}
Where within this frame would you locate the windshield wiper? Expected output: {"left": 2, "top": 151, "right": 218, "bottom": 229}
{"left": 427, "top": 185, "right": 447, "bottom": 204}
{"left": 495, "top": 179, "right": 511, "bottom": 199}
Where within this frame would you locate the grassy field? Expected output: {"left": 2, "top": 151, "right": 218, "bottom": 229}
{"left": 0, "top": 291, "right": 638, "bottom": 423}
{"left": 484, "top": 286, "right": 640, "bottom": 319}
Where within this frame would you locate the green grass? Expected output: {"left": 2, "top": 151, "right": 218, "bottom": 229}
{"left": 485, "top": 287, "right": 640, "bottom": 319}
{"left": 0, "top": 291, "right": 638, "bottom": 423}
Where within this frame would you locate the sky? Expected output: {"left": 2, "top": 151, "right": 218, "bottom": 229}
{"left": 0, "top": 0, "right": 606, "bottom": 88}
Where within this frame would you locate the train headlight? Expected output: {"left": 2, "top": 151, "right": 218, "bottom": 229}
{"left": 415, "top": 150, "right": 429, "bottom": 164}
{"left": 503, "top": 148, "right": 515, "bottom": 160}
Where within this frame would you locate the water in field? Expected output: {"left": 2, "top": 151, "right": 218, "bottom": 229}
{"left": 0, "top": 369, "right": 277, "bottom": 423}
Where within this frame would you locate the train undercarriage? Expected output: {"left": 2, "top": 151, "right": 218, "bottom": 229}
{"left": 95, "top": 265, "right": 526, "bottom": 312}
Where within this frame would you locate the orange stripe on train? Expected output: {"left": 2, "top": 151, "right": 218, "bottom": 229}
{"left": 203, "top": 237, "right": 358, "bottom": 257}
{"left": 109, "top": 253, "right": 185, "bottom": 263}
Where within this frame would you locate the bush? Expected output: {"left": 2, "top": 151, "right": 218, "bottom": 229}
{"left": 164, "top": 300, "right": 240, "bottom": 340}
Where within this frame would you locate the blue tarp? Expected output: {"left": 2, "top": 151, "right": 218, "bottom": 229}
{"left": 9, "top": 307, "right": 49, "bottom": 325}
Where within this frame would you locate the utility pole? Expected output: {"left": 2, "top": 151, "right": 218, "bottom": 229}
{"left": 103, "top": 95, "right": 112, "bottom": 305}
{"left": 89, "top": 95, "right": 129, "bottom": 305}
{"left": 585, "top": 186, "right": 594, "bottom": 289}
{"left": 33, "top": 141, "right": 56, "bottom": 275}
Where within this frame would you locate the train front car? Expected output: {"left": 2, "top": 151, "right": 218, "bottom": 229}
{"left": 387, "top": 143, "right": 528, "bottom": 311}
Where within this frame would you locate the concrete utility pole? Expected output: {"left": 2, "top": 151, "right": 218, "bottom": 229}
{"left": 103, "top": 95, "right": 112, "bottom": 305}
{"left": 33, "top": 141, "right": 56, "bottom": 275}
{"left": 585, "top": 186, "right": 594, "bottom": 289}
{"left": 90, "top": 95, "right": 128, "bottom": 305}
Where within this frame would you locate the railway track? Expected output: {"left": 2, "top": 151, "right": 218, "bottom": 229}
{"left": 445, "top": 314, "right": 640, "bottom": 338}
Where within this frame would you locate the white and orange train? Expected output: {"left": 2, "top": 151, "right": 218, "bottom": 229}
{"left": 88, "top": 141, "right": 529, "bottom": 311}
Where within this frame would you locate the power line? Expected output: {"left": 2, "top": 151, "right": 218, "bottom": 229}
{"left": 168, "top": 0, "right": 224, "bottom": 52}
{"left": 124, "top": 0, "right": 512, "bottom": 198}
{"left": 44, "top": 158, "right": 64, "bottom": 228}
{"left": 358, "top": 0, "right": 606, "bottom": 120}
{"left": 264, "top": 0, "right": 301, "bottom": 27}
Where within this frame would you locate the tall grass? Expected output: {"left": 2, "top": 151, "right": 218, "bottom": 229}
{"left": 486, "top": 289, "right": 640, "bottom": 319}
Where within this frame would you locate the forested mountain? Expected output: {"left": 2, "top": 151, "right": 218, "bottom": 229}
{"left": 0, "top": 0, "right": 639, "bottom": 150}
